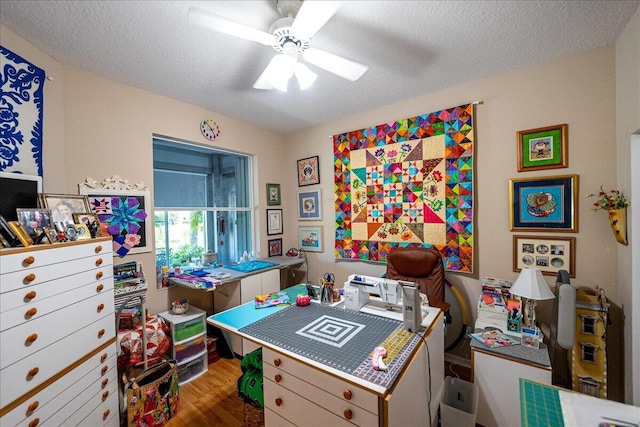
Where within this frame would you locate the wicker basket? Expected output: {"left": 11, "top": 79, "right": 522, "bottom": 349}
{"left": 243, "top": 402, "right": 264, "bottom": 427}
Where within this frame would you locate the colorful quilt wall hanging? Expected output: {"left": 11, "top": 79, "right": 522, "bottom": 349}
{"left": 333, "top": 103, "right": 474, "bottom": 273}
{"left": 0, "top": 45, "right": 45, "bottom": 176}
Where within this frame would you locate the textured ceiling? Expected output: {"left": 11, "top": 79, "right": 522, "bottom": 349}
{"left": 1, "top": 1, "right": 638, "bottom": 134}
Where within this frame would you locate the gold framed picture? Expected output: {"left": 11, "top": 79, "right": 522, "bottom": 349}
{"left": 8, "top": 221, "right": 34, "bottom": 247}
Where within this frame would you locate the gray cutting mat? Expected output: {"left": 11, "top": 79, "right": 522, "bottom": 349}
{"left": 239, "top": 303, "right": 420, "bottom": 385}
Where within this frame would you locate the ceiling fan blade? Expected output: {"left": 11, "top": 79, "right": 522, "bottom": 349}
{"left": 302, "top": 47, "right": 368, "bottom": 81}
{"left": 291, "top": 1, "right": 339, "bottom": 39}
{"left": 188, "top": 7, "right": 274, "bottom": 46}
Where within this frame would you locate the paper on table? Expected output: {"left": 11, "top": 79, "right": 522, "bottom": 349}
{"left": 559, "top": 389, "right": 640, "bottom": 426}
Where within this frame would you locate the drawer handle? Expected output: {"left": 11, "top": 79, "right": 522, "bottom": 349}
{"left": 100, "top": 352, "right": 108, "bottom": 363}
{"left": 27, "top": 400, "right": 39, "bottom": 412}
{"left": 101, "top": 366, "right": 108, "bottom": 375}
{"left": 23, "top": 256, "right": 35, "bottom": 265}
{"left": 98, "top": 328, "right": 106, "bottom": 338}
{"left": 274, "top": 374, "right": 282, "bottom": 383}
{"left": 96, "top": 271, "right": 104, "bottom": 280}
{"left": 24, "top": 273, "right": 36, "bottom": 283}
{"left": 26, "top": 333, "right": 38, "bottom": 344}
{"left": 274, "top": 358, "right": 281, "bottom": 367}
{"left": 103, "top": 409, "right": 110, "bottom": 420}
{"left": 96, "top": 284, "right": 104, "bottom": 292}
{"left": 96, "top": 258, "right": 103, "bottom": 266}
{"left": 97, "top": 303, "right": 105, "bottom": 312}
{"left": 102, "top": 390, "right": 109, "bottom": 401}
{"left": 343, "top": 389, "right": 352, "bottom": 400}
{"left": 25, "top": 307, "right": 38, "bottom": 318}
{"left": 28, "top": 367, "right": 39, "bottom": 377}
{"left": 343, "top": 409, "right": 353, "bottom": 420}
{"left": 275, "top": 398, "right": 282, "bottom": 407}
{"left": 28, "top": 418, "right": 40, "bottom": 427}
{"left": 95, "top": 245, "right": 103, "bottom": 253}
{"left": 25, "top": 290, "right": 37, "bottom": 301}
{"left": 102, "top": 378, "right": 109, "bottom": 388}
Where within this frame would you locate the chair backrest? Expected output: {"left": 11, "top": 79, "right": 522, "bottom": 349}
{"left": 386, "top": 247, "right": 450, "bottom": 311}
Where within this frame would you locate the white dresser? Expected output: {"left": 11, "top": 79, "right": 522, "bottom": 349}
{"left": 0, "top": 238, "right": 119, "bottom": 427}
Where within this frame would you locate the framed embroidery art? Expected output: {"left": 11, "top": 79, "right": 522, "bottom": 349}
{"left": 297, "top": 156, "right": 320, "bottom": 186}
{"left": 266, "top": 183, "right": 281, "bottom": 206}
{"left": 268, "top": 238, "right": 283, "bottom": 257}
{"left": 513, "top": 235, "right": 575, "bottom": 277}
{"left": 517, "top": 124, "right": 568, "bottom": 172}
{"left": 267, "top": 209, "right": 283, "bottom": 235}
{"left": 297, "top": 189, "right": 321, "bottom": 220}
{"left": 298, "top": 226, "right": 322, "bottom": 252}
{"left": 509, "top": 174, "right": 578, "bottom": 232}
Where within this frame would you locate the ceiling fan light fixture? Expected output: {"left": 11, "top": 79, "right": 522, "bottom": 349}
{"left": 264, "top": 54, "right": 296, "bottom": 92}
{"left": 294, "top": 62, "right": 317, "bottom": 90}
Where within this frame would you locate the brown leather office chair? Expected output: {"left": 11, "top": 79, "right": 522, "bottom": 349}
{"left": 386, "top": 247, "right": 450, "bottom": 312}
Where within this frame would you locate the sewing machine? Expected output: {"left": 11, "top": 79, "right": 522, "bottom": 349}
{"left": 343, "top": 274, "right": 424, "bottom": 332}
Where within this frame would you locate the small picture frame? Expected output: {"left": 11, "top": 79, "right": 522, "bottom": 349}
{"left": 38, "top": 193, "right": 91, "bottom": 229}
{"left": 513, "top": 235, "right": 576, "bottom": 277}
{"left": 268, "top": 238, "right": 283, "bottom": 257}
{"left": 517, "top": 124, "right": 568, "bottom": 172}
{"left": 75, "top": 223, "right": 92, "bottom": 240}
{"left": 73, "top": 212, "right": 102, "bottom": 237}
{"left": 43, "top": 226, "right": 58, "bottom": 243}
{"left": 297, "top": 189, "right": 322, "bottom": 220}
{"left": 266, "top": 209, "right": 283, "bottom": 235}
{"left": 266, "top": 183, "right": 281, "bottom": 206}
{"left": 521, "top": 327, "right": 541, "bottom": 349}
{"left": 8, "top": 221, "right": 34, "bottom": 247}
{"left": 297, "top": 156, "right": 320, "bottom": 186}
{"left": 509, "top": 174, "right": 578, "bottom": 232}
{"left": 0, "top": 214, "right": 19, "bottom": 247}
{"left": 16, "top": 208, "right": 52, "bottom": 237}
{"left": 298, "top": 226, "right": 322, "bottom": 252}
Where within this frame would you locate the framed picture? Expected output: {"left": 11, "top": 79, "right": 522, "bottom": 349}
{"left": 8, "top": 221, "right": 34, "bottom": 247}
{"left": 266, "top": 209, "right": 283, "bottom": 235}
{"left": 73, "top": 212, "right": 102, "bottom": 237}
{"left": 16, "top": 208, "right": 52, "bottom": 237}
{"left": 509, "top": 174, "right": 578, "bottom": 232}
{"left": 38, "top": 194, "right": 91, "bottom": 230}
{"left": 298, "top": 226, "right": 322, "bottom": 252}
{"left": 297, "top": 155, "right": 320, "bottom": 186}
{"left": 43, "top": 226, "right": 58, "bottom": 243}
{"left": 517, "top": 124, "right": 568, "bottom": 172}
{"left": 266, "top": 183, "right": 281, "bottom": 206}
{"left": 297, "top": 189, "right": 322, "bottom": 220}
{"left": 513, "top": 235, "right": 575, "bottom": 277}
{"left": 78, "top": 184, "right": 151, "bottom": 255}
{"left": 268, "top": 238, "right": 283, "bottom": 257}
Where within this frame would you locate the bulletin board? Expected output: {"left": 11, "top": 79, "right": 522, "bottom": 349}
{"left": 333, "top": 103, "right": 475, "bottom": 273}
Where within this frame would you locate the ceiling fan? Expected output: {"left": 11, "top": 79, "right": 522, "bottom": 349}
{"left": 188, "top": 0, "right": 369, "bottom": 92}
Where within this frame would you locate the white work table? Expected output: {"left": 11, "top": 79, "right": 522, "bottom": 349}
{"left": 208, "top": 285, "right": 444, "bottom": 427}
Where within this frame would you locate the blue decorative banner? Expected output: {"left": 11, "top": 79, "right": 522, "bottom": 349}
{"left": 0, "top": 45, "right": 45, "bottom": 176}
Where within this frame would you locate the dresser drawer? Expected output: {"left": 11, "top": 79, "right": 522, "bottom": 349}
{"left": 264, "top": 378, "right": 356, "bottom": 427}
{"left": 0, "top": 316, "right": 116, "bottom": 406}
{"left": 1, "top": 277, "right": 114, "bottom": 331}
{"left": 1, "top": 293, "right": 115, "bottom": 369}
{"left": 1, "top": 350, "right": 116, "bottom": 426}
{"left": 264, "top": 364, "right": 378, "bottom": 426}
{"left": 0, "top": 240, "right": 111, "bottom": 274}
{"left": 76, "top": 389, "right": 120, "bottom": 427}
{"left": 262, "top": 347, "right": 378, "bottom": 413}
{"left": 0, "top": 255, "right": 112, "bottom": 295}
{"left": 48, "top": 371, "right": 118, "bottom": 427}
{"left": 1, "top": 266, "right": 113, "bottom": 315}
{"left": 264, "top": 408, "right": 296, "bottom": 427}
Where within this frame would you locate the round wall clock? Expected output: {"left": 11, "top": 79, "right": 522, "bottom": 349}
{"left": 200, "top": 119, "right": 221, "bottom": 141}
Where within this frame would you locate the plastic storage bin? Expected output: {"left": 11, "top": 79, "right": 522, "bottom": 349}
{"left": 440, "top": 376, "right": 478, "bottom": 427}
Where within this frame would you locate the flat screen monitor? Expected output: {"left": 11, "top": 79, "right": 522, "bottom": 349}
{"left": 0, "top": 172, "right": 43, "bottom": 222}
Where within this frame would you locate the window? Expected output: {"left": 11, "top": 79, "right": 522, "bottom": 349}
{"left": 153, "top": 138, "right": 252, "bottom": 268}
{"left": 580, "top": 315, "right": 597, "bottom": 335}
{"left": 580, "top": 342, "right": 598, "bottom": 364}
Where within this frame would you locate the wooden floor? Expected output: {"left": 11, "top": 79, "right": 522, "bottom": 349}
{"left": 167, "top": 357, "right": 245, "bottom": 427}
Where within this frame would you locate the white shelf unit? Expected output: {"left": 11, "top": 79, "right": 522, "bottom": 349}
{"left": 159, "top": 306, "right": 208, "bottom": 385}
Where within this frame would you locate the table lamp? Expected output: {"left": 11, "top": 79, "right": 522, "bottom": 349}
{"left": 510, "top": 267, "right": 554, "bottom": 328}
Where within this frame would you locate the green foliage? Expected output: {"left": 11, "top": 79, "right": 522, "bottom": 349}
{"left": 169, "top": 244, "right": 203, "bottom": 267}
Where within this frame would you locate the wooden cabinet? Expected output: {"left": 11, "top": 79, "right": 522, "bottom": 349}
{"left": 0, "top": 238, "right": 118, "bottom": 426}
{"left": 472, "top": 346, "right": 552, "bottom": 427}
{"left": 159, "top": 306, "right": 208, "bottom": 385}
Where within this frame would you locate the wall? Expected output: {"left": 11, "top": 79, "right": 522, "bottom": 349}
{"left": 616, "top": 6, "right": 640, "bottom": 405}
{"left": 1, "top": 24, "right": 291, "bottom": 314}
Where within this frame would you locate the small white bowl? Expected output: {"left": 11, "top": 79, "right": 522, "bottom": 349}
{"left": 172, "top": 300, "right": 189, "bottom": 314}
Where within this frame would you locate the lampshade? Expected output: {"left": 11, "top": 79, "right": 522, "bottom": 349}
{"left": 510, "top": 268, "right": 554, "bottom": 300}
